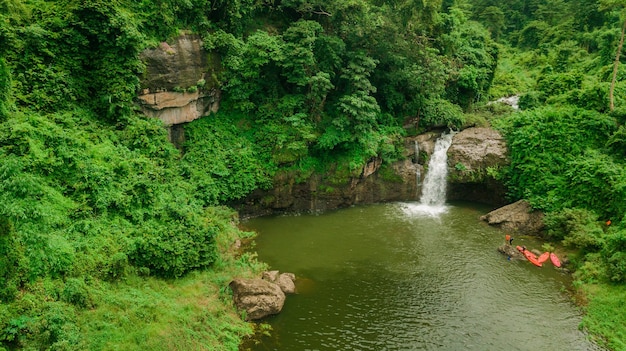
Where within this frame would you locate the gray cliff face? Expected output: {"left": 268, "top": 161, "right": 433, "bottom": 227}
{"left": 446, "top": 127, "right": 509, "bottom": 206}
{"left": 233, "top": 157, "right": 422, "bottom": 218}
{"left": 137, "top": 34, "right": 220, "bottom": 128}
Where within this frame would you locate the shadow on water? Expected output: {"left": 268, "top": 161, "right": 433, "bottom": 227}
{"left": 240, "top": 202, "right": 605, "bottom": 351}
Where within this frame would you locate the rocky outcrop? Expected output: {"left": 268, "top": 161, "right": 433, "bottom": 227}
{"left": 230, "top": 271, "right": 296, "bottom": 320}
{"left": 262, "top": 270, "right": 297, "bottom": 294}
{"left": 234, "top": 139, "right": 430, "bottom": 218}
{"left": 498, "top": 244, "right": 525, "bottom": 260}
{"left": 230, "top": 278, "right": 286, "bottom": 320}
{"left": 137, "top": 34, "right": 220, "bottom": 127}
{"left": 233, "top": 128, "right": 513, "bottom": 218}
{"left": 480, "top": 200, "right": 545, "bottom": 235}
{"left": 447, "top": 127, "right": 509, "bottom": 205}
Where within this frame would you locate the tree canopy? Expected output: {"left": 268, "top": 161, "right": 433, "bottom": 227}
{"left": 1, "top": 0, "right": 626, "bottom": 350}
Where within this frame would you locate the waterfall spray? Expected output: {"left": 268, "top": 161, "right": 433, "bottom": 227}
{"left": 419, "top": 131, "right": 455, "bottom": 206}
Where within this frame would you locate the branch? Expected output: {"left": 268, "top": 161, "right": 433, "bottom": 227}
{"left": 312, "top": 10, "right": 332, "bottom": 16}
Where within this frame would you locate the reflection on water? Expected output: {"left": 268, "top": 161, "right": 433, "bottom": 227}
{"left": 241, "top": 202, "right": 603, "bottom": 351}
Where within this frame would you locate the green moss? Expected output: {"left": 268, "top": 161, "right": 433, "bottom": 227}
{"left": 378, "top": 164, "right": 402, "bottom": 183}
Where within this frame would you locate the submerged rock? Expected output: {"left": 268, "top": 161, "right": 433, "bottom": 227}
{"left": 498, "top": 244, "right": 524, "bottom": 260}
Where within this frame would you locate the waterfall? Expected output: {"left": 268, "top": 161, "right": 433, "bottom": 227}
{"left": 414, "top": 140, "right": 420, "bottom": 164}
{"left": 400, "top": 131, "right": 455, "bottom": 217}
{"left": 414, "top": 141, "right": 421, "bottom": 188}
{"left": 419, "top": 131, "right": 455, "bottom": 207}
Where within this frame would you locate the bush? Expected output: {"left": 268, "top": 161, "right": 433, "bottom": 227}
{"left": 603, "top": 229, "right": 626, "bottom": 283}
{"left": 494, "top": 106, "right": 617, "bottom": 212}
{"left": 130, "top": 211, "right": 219, "bottom": 278}
{"left": 0, "top": 218, "right": 21, "bottom": 302}
{"left": 182, "top": 114, "right": 273, "bottom": 205}
{"left": 60, "top": 278, "right": 90, "bottom": 308}
{"left": 420, "top": 98, "right": 465, "bottom": 129}
{"left": 32, "top": 302, "right": 83, "bottom": 350}
{"left": 544, "top": 208, "right": 604, "bottom": 251}
{"left": 104, "top": 252, "right": 129, "bottom": 281}
{"left": 518, "top": 90, "right": 544, "bottom": 110}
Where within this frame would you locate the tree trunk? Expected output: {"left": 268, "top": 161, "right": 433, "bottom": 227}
{"left": 610, "top": 18, "right": 626, "bottom": 112}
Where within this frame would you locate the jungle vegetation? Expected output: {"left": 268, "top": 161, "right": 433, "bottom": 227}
{"left": 0, "top": 0, "right": 625, "bottom": 350}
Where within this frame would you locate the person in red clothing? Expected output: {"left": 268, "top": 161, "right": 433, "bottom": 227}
{"left": 505, "top": 234, "right": 513, "bottom": 245}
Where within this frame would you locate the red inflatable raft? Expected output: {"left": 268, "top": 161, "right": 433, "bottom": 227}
{"left": 516, "top": 246, "right": 542, "bottom": 267}
{"left": 537, "top": 252, "right": 550, "bottom": 264}
{"left": 550, "top": 253, "right": 562, "bottom": 268}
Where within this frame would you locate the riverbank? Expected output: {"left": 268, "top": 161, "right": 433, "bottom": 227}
{"left": 67, "top": 215, "right": 265, "bottom": 351}
{"left": 579, "top": 281, "right": 626, "bottom": 350}
{"left": 0, "top": 209, "right": 263, "bottom": 351}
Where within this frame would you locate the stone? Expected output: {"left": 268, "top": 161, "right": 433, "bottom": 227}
{"left": 137, "top": 34, "right": 221, "bottom": 126}
{"left": 447, "top": 127, "right": 509, "bottom": 205}
{"left": 480, "top": 200, "right": 545, "bottom": 235}
{"left": 361, "top": 157, "right": 382, "bottom": 178}
{"left": 277, "top": 273, "right": 296, "bottom": 294}
{"left": 448, "top": 128, "right": 508, "bottom": 175}
{"left": 262, "top": 270, "right": 280, "bottom": 282}
{"left": 229, "top": 278, "right": 286, "bottom": 321}
{"left": 498, "top": 244, "right": 524, "bottom": 260}
{"left": 262, "top": 271, "right": 296, "bottom": 294}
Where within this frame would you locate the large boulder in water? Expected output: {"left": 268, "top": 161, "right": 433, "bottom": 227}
{"left": 262, "top": 270, "right": 297, "bottom": 294}
{"left": 229, "top": 278, "right": 286, "bottom": 320}
{"left": 447, "top": 128, "right": 509, "bottom": 206}
{"left": 480, "top": 200, "right": 545, "bottom": 235}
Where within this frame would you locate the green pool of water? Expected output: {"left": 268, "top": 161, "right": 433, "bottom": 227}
{"left": 240, "top": 202, "right": 602, "bottom": 351}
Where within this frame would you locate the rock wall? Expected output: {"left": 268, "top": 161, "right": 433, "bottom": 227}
{"left": 447, "top": 127, "right": 509, "bottom": 206}
{"left": 233, "top": 128, "right": 509, "bottom": 218}
{"left": 137, "top": 34, "right": 220, "bottom": 128}
{"left": 233, "top": 157, "right": 423, "bottom": 218}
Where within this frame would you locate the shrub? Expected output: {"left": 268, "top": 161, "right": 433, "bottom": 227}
{"left": 104, "top": 252, "right": 129, "bottom": 281}
{"left": 518, "top": 90, "right": 544, "bottom": 110}
{"left": 494, "top": 106, "right": 617, "bottom": 212}
{"left": 603, "top": 229, "right": 626, "bottom": 283}
{"left": 130, "top": 211, "right": 218, "bottom": 278}
{"left": 60, "top": 278, "right": 90, "bottom": 308}
{"left": 420, "top": 98, "right": 465, "bottom": 129}
{"left": 544, "top": 208, "right": 604, "bottom": 251}
{"left": 0, "top": 218, "right": 21, "bottom": 302}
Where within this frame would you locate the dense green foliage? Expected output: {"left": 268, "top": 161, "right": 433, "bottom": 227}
{"left": 1, "top": 0, "right": 626, "bottom": 349}
{"left": 479, "top": 1, "right": 626, "bottom": 348}
{"left": 0, "top": 0, "right": 500, "bottom": 349}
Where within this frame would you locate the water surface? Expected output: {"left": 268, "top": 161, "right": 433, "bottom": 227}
{"left": 241, "top": 202, "right": 601, "bottom": 351}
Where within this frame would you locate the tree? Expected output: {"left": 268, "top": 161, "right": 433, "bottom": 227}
{"left": 601, "top": 0, "right": 626, "bottom": 111}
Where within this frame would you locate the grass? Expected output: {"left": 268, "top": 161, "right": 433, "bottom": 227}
{"left": 78, "top": 271, "right": 253, "bottom": 351}
{"left": 10, "top": 208, "right": 268, "bottom": 351}
{"left": 74, "top": 213, "right": 267, "bottom": 351}
{"left": 580, "top": 283, "right": 626, "bottom": 351}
